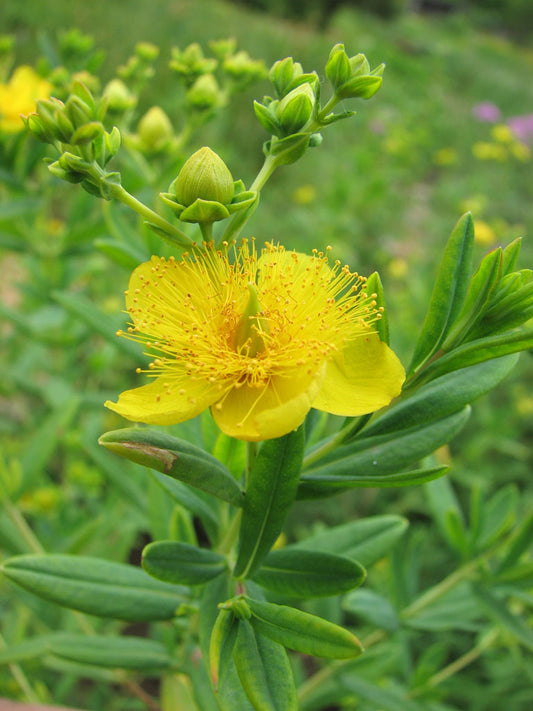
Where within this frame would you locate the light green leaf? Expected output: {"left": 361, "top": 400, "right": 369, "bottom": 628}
{"left": 253, "top": 548, "right": 365, "bottom": 598}
{"left": 99, "top": 428, "right": 244, "bottom": 508}
{"left": 233, "top": 620, "right": 297, "bottom": 711}
{"left": 496, "top": 510, "right": 533, "bottom": 575}
{"left": 340, "top": 675, "right": 427, "bottom": 711}
{"left": 94, "top": 237, "right": 147, "bottom": 269}
{"left": 293, "top": 515, "right": 408, "bottom": 567}
{"left": 247, "top": 597, "right": 363, "bottom": 659}
{"left": 1, "top": 554, "right": 187, "bottom": 621}
{"left": 471, "top": 583, "right": 533, "bottom": 650}
{"left": 342, "top": 589, "right": 399, "bottom": 632}
{"left": 142, "top": 541, "right": 227, "bottom": 585}
{"left": 234, "top": 427, "right": 305, "bottom": 579}
{"left": 49, "top": 633, "right": 173, "bottom": 671}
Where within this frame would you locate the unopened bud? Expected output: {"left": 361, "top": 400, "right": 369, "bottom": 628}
{"left": 276, "top": 82, "right": 315, "bottom": 135}
{"left": 186, "top": 74, "right": 221, "bottom": 111}
{"left": 138, "top": 106, "right": 173, "bottom": 152}
{"left": 174, "top": 147, "right": 234, "bottom": 207}
{"left": 104, "top": 79, "right": 136, "bottom": 113}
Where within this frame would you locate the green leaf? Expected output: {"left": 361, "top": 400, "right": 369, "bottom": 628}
{"left": 94, "top": 237, "right": 147, "bottom": 269}
{"left": 298, "top": 408, "right": 470, "bottom": 498}
{"left": 234, "top": 427, "right": 305, "bottom": 579}
{"left": 404, "top": 582, "right": 485, "bottom": 632}
{"left": 501, "top": 237, "right": 522, "bottom": 275}
{"left": 0, "top": 636, "right": 53, "bottom": 665}
{"left": 408, "top": 213, "right": 474, "bottom": 375}
{"left": 471, "top": 583, "right": 533, "bottom": 650}
{"left": 52, "top": 290, "right": 141, "bottom": 360}
{"left": 233, "top": 620, "right": 297, "bottom": 711}
{"left": 340, "top": 675, "right": 426, "bottom": 711}
{"left": 0, "top": 197, "right": 43, "bottom": 222}
{"left": 49, "top": 633, "right": 173, "bottom": 671}
{"left": 293, "top": 515, "right": 408, "bottom": 567}
{"left": 442, "top": 246, "right": 502, "bottom": 348}
{"left": 209, "top": 608, "right": 238, "bottom": 689}
{"left": 475, "top": 484, "right": 518, "bottom": 550}
{"left": 253, "top": 548, "right": 366, "bottom": 598}
{"left": 411, "top": 327, "right": 533, "bottom": 385}
{"left": 142, "top": 541, "right": 227, "bottom": 585}
{"left": 247, "top": 597, "right": 363, "bottom": 659}
{"left": 1, "top": 554, "right": 187, "bottom": 621}
{"left": 496, "top": 510, "right": 533, "bottom": 575}
{"left": 374, "top": 355, "right": 519, "bottom": 435}
{"left": 99, "top": 428, "right": 244, "bottom": 508}
{"left": 342, "top": 589, "right": 399, "bottom": 632}
{"left": 150, "top": 470, "right": 219, "bottom": 544}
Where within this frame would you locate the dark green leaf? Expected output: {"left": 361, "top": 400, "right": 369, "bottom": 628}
{"left": 1, "top": 554, "right": 187, "bottom": 621}
{"left": 404, "top": 582, "right": 486, "bottom": 632}
{"left": 408, "top": 213, "right": 474, "bottom": 375}
{"left": 293, "top": 515, "right": 408, "bottom": 567}
{"left": 471, "top": 583, "right": 533, "bottom": 650}
{"left": 342, "top": 589, "right": 399, "bottom": 632}
{"left": 99, "top": 428, "right": 244, "bottom": 508}
{"left": 341, "top": 675, "right": 426, "bottom": 711}
{"left": 142, "top": 541, "right": 227, "bottom": 585}
{"left": 234, "top": 427, "right": 305, "bottom": 579}
{"left": 496, "top": 510, "right": 533, "bottom": 575}
{"left": 247, "top": 597, "right": 363, "bottom": 659}
{"left": 253, "top": 548, "right": 365, "bottom": 598}
{"left": 233, "top": 620, "right": 297, "bottom": 711}
{"left": 49, "top": 633, "right": 173, "bottom": 671}
{"left": 299, "top": 408, "right": 470, "bottom": 497}
{"left": 476, "top": 485, "right": 518, "bottom": 550}
{"left": 94, "top": 237, "right": 147, "bottom": 269}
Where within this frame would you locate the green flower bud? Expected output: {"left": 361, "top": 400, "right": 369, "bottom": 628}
{"left": 104, "top": 79, "right": 136, "bottom": 113}
{"left": 70, "top": 120, "right": 104, "bottom": 146}
{"left": 269, "top": 57, "right": 303, "bottom": 98}
{"left": 325, "top": 44, "right": 351, "bottom": 90}
{"left": 137, "top": 106, "right": 173, "bottom": 152}
{"left": 276, "top": 82, "right": 315, "bottom": 135}
{"left": 135, "top": 42, "right": 159, "bottom": 62}
{"left": 65, "top": 94, "right": 94, "bottom": 128}
{"left": 186, "top": 74, "right": 222, "bottom": 111}
{"left": 170, "top": 43, "right": 217, "bottom": 82}
{"left": 209, "top": 38, "right": 237, "bottom": 60}
{"left": 223, "top": 51, "right": 267, "bottom": 85}
{"left": 174, "top": 147, "right": 234, "bottom": 207}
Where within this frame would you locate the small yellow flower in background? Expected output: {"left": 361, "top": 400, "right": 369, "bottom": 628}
{"left": 472, "top": 141, "right": 507, "bottom": 161}
{"left": 491, "top": 124, "right": 514, "bottom": 144}
{"left": 0, "top": 65, "right": 52, "bottom": 132}
{"left": 292, "top": 184, "right": 317, "bottom": 205}
{"left": 106, "top": 241, "right": 405, "bottom": 441}
{"left": 387, "top": 258, "right": 408, "bottom": 279}
{"left": 510, "top": 141, "right": 530, "bottom": 162}
{"left": 474, "top": 220, "right": 496, "bottom": 246}
{"left": 433, "top": 147, "right": 458, "bottom": 166}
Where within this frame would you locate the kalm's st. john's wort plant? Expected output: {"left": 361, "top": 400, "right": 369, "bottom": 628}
{"left": 1, "top": 40, "right": 533, "bottom": 711}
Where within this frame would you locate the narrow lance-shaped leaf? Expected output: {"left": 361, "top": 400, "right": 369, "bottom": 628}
{"left": 233, "top": 619, "right": 298, "bottom": 711}
{"left": 234, "top": 426, "right": 305, "bottom": 579}
{"left": 1, "top": 554, "right": 187, "bottom": 622}
{"left": 99, "top": 428, "right": 244, "bottom": 508}
{"left": 252, "top": 548, "right": 366, "bottom": 598}
{"left": 142, "top": 541, "right": 227, "bottom": 586}
{"left": 471, "top": 583, "right": 533, "bottom": 651}
{"left": 247, "top": 597, "right": 363, "bottom": 659}
{"left": 209, "top": 608, "right": 238, "bottom": 688}
{"left": 408, "top": 213, "right": 474, "bottom": 376}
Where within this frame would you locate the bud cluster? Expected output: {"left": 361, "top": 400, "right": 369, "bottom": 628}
{"left": 253, "top": 46, "right": 385, "bottom": 166}
{"left": 25, "top": 80, "right": 122, "bottom": 199}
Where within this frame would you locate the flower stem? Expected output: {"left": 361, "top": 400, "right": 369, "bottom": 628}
{"left": 108, "top": 183, "right": 194, "bottom": 249}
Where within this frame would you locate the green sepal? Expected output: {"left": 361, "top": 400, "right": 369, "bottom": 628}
{"left": 252, "top": 548, "right": 366, "bottom": 598}
{"left": 233, "top": 619, "right": 298, "bottom": 711}
{"left": 98, "top": 428, "right": 244, "bottom": 508}
{"left": 365, "top": 271, "right": 389, "bottom": 344}
{"left": 179, "top": 198, "right": 230, "bottom": 223}
{"left": 336, "top": 74, "right": 382, "bottom": 100}
{"left": 408, "top": 213, "right": 474, "bottom": 376}
{"left": 209, "top": 608, "right": 238, "bottom": 688}
{"left": 266, "top": 133, "right": 311, "bottom": 165}
{"left": 49, "top": 633, "right": 173, "bottom": 671}
{"left": 253, "top": 100, "right": 282, "bottom": 135}
{"left": 142, "top": 540, "right": 227, "bottom": 585}
{"left": 246, "top": 597, "right": 364, "bottom": 659}
{"left": 1, "top": 554, "right": 187, "bottom": 621}
{"left": 319, "top": 110, "right": 356, "bottom": 126}
{"left": 233, "top": 426, "right": 305, "bottom": 579}
{"left": 325, "top": 44, "right": 352, "bottom": 90}
{"left": 298, "top": 408, "right": 470, "bottom": 497}
{"left": 70, "top": 120, "right": 104, "bottom": 145}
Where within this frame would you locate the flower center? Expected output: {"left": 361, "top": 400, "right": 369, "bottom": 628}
{"left": 232, "top": 282, "right": 270, "bottom": 358}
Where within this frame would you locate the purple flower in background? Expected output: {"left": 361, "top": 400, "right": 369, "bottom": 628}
{"left": 472, "top": 102, "right": 501, "bottom": 122}
{"left": 507, "top": 114, "right": 533, "bottom": 144}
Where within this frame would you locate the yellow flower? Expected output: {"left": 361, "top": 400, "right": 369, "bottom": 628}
{"left": 491, "top": 124, "right": 514, "bottom": 144}
{"left": 474, "top": 220, "right": 496, "bottom": 246}
{"left": 0, "top": 65, "right": 52, "bottom": 133}
{"left": 106, "top": 242, "right": 405, "bottom": 441}
{"left": 433, "top": 147, "right": 457, "bottom": 166}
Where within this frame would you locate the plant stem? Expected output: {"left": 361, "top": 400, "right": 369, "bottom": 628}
{"left": 410, "top": 628, "right": 499, "bottom": 697}
{"left": 3, "top": 497, "right": 45, "bottom": 555}
{"left": 109, "top": 183, "right": 194, "bottom": 248}
{"left": 249, "top": 154, "right": 278, "bottom": 192}
{"left": 216, "top": 510, "right": 242, "bottom": 557}
{"left": 0, "top": 631, "right": 42, "bottom": 703}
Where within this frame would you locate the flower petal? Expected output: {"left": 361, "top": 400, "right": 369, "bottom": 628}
{"left": 105, "top": 376, "right": 220, "bottom": 426}
{"left": 211, "top": 367, "right": 325, "bottom": 441}
{"left": 312, "top": 334, "right": 405, "bottom": 416}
